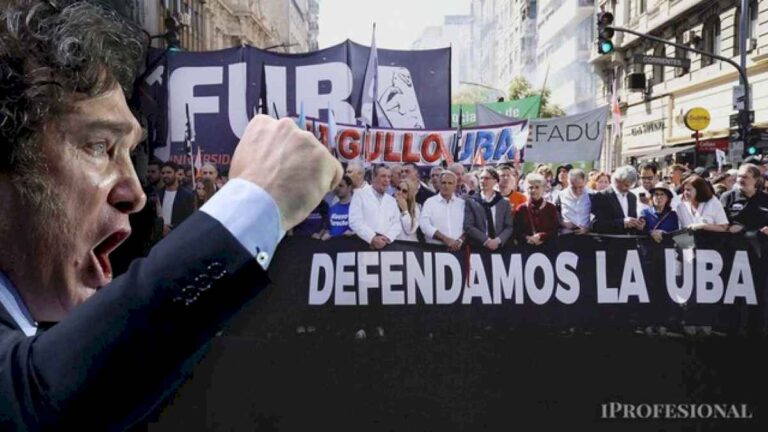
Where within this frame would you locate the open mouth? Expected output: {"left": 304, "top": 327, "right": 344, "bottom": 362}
{"left": 90, "top": 229, "right": 130, "bottom": 288}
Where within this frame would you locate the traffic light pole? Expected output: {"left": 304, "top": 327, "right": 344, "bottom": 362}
{"left": 607, "top": 26, "right": 751, "bottom": 147}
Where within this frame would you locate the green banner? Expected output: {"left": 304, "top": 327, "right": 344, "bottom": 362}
{"left": 451, "top": 96, "right": 542, "bottom": 127}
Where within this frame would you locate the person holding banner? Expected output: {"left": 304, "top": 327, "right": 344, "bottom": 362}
{"left": 420, "top": 172, "right": 466, "bottom": 250}
{"left": 464, "top": 167, "right": 514, "bottom": 250}
{"left": 721, "top": 164, "right": 768, "bottom": 234}
{"left": 590, "top": 166, "right": 644, "bottom": 235}
{"left": 676, "top": 175, "right": 729, "bottom": 232}
{"left": 640, "top": 183, "right": 680, "bottom": 243}
{"left": 349, "top": 164, "right": 401, "bottom": 249}
{"left": 555, "top": 169, "right": 591, "bottom": 235}
{"left": 514, "top": 174, "right": 559, "bottom": 246}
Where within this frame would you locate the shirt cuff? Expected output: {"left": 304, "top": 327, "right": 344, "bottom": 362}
{"left": 200, "top": 179, "right": 285, "bottom": 269}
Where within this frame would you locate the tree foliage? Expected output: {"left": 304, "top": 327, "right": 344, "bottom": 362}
{"left": 506, "top": 76, "right": 565, "bottom": 118}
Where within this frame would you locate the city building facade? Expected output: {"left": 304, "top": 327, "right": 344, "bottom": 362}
{"left": 536, "top": 0, "right": 596, "bottom": 114}
{"left": 592, "top": 0, "right": 765, "bottom": 172}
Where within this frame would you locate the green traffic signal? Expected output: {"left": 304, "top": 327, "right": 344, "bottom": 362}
{"left": 599, "top": 40, "right": 614, "bottom": 54}
{"left": 596, "top": 12, "right": 615, "bottom": 55}
{"left": 748, "top": 145, "right": 758, "bottom": 156}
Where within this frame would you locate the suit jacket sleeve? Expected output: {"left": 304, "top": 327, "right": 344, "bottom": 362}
{"left": 463, "top": 199, "right": 488, "bottom": 245}
{"left": 590, "top": 192, "right": 625, "bottom": 233}
{"left": 0, "top": 212, "right": 268, "bottom": 431}
{"left": 496, "top": 199, "right": 515, "bottom": 246}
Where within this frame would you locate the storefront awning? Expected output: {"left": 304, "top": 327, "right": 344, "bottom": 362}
{"left": 635, "top": 144, "right": 696, "bottom": 160}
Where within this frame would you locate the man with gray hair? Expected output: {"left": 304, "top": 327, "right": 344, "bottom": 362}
{"left": 345, "top": 160, "right": 368, "bottom": 190}
{"left": 555, "top": 168, "right": 591, "bottom": 234}
{"left": 420, "top": 171, "right": 466, "bottom": 250}
{"left": 590, "top": 166, "right": 645, "bottom": 234}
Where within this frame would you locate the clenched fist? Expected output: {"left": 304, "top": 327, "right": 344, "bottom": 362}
{"left": 230, "top": 115, "right": 343, "bottom": 230}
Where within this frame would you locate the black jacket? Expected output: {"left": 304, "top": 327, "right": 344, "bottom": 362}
{"left": 158, "top": 187, "right": 196, "bottom": 228}
{"left": 0, "top": 212, "right": 268, "bottom": 431}
{"left": 590, "top": 188, "right": 639, "bottom": 234}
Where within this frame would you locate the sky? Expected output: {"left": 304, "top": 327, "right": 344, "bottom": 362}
{"left": 318, "top": 0, "right": 471, "bottom": 50}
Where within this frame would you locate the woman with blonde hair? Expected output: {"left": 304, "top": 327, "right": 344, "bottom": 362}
{"left": 587, "top": 171, "right": 611, "bottom": 192}
{"left": 395, "top": 178, "right": 420, "bottom": 242}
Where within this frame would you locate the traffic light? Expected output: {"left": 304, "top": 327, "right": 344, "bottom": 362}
{"left": 745, "top": 128, "right": 762, "bottom": 157}
{"left": 597, "top": 12, "right": 615, "bottom": 55}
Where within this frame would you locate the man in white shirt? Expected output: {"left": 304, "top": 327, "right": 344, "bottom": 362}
{"left": 345, "top": 160, "right": 369, "bottom": 190}
{"left": 632, "top": 162, "right": 663, "bottom": 214}
{"left": 349, "top": 164, "right": 401, "bottom": 249}
{"left": 420, "top": 171, "right": 466, "bottom": 250}
{"left": 556, "top": 168, "right": 591, "bottom": 234}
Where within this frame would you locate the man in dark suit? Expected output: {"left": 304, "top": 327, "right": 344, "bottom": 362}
{"left": 403, "top": 162, "right": 436, "bottom": 205}
{"left": 463, "top": 167, "right": 514, "bottom": 250}
{"left": 0, "top": 2, "right": 343, "bottom": 430}
{"left": 159, "top": 161, "right": 197, "bottom": 236}
{"left": 590, "top": 165, "right": 646, "bottom": 234}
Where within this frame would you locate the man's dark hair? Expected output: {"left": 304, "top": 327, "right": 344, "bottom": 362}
{"left": 161, "top": 161, "right": 180, "bottom": 172}
{"left": 372, "top": 163, "right": 390, "bottom": 177}
{"left": 0, "top": 0, "right": 146, "bottom": 173}
{"left": 478, "top": 166, "right": 499, "bottom": 182}
{"left": 147, "top": 157, "right": 162, "bottom": 168}
{"left": 638, "top": 162, "right": 658, "bottom": 175}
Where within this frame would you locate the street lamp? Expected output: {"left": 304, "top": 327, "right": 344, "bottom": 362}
{"left": 459, "top": 81, "right": 506, "bottom": 101}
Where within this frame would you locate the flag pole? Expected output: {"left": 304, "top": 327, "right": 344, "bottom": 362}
{"left": 184, "top": 103, "right": 196, "bottom": 190}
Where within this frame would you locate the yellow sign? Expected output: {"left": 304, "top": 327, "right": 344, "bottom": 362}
{"left": 684, "top": 107, "right": 711, "bottom": 131}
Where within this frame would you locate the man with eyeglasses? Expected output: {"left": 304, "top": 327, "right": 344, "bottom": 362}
{"left": 464, "top": 167, "right": 514, "bottom": 250}
{"left": 631, "top": 163, "right": 658, "bottom": 212}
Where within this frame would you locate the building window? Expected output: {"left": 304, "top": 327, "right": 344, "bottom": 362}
{"left": 749, "top": 0, "right": 758, "bottom": 40}
{"left": 652, "top": 45, "right": 665, "bottom": 84}
{"left": 702, "top": 16, "right": 721, "bottom": 67}
{"left": 675, "top": 32, "right": 690, "bottom": 76}
{"left": 638, "top": 0, "right": 646, "bottom": 14}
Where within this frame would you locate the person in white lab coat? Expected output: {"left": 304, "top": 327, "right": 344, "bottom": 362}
{"left": 349, "top": 164, "right": 402, "bottom": 249}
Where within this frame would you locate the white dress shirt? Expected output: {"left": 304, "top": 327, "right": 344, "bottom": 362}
{"left": 160, "top": 189, "right": 177, "bottom": 225}
{"left": 1, "top": 178, "right": 285, "bottom": 336}
{"left": 349, "top": 185, "right": 402, "bottom": 243}
{"left": 557, "top": 187, "right": 591, "bottom": 228}
{"left": 612, "top": 184, "right": 630, "bottom": 218}
{"left": 419, "top": 194, "right": 465, "bottom": 245}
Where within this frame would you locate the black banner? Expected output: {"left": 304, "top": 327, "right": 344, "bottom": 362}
{"left": 265, "top": 233, "right": 768, "bottom": 331}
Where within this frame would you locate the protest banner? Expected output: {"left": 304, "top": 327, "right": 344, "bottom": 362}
{"left": 265, "top": 233, "right": 764, "bottom": 330}
{"left": 140, "top": 41, "right": 451, "bottom": 166}
{"left": 310, "top": 118, "right": 529, "bottom": 166}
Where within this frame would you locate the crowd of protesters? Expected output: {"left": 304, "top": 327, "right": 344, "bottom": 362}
{"left": 284, "top": 157, "right": 768, "bottom": 251}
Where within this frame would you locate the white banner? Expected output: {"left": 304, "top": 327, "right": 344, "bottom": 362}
{"left": 524, "top": 106, "right": 608, "bottom": 163}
